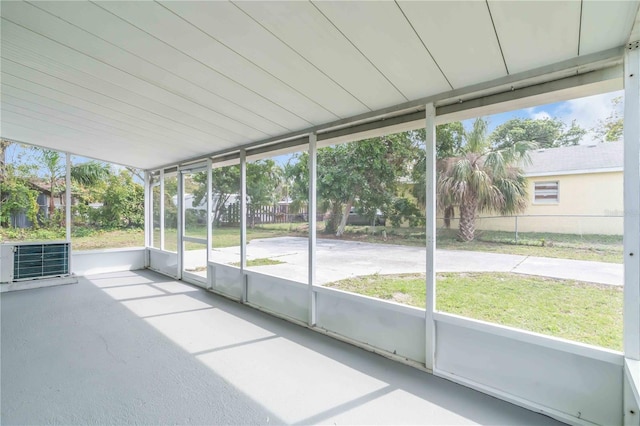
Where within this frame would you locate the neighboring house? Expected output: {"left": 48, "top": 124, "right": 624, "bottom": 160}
{"left": 467, "top": 142, "right": 624, "bottom": 235}
{"left": 177, "top": 193, "right": 204, "bottom": 212}
{"left": 171, "top": 193, "right": 240, "bottom": 211}
{"left": 10, "top": 179, "right": 65, "bottom": 228}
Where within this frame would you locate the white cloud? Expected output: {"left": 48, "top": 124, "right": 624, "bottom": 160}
{"left": 531, "top": 111, "right": 551, "bottom": 120}
{"left": 554, "top": 90, "right": 623, "bottom": 144}
{"left": 520, "top": 90, "right": 622, "bottom": 145}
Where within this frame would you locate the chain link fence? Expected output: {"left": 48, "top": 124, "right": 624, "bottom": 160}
{"left": 439, "top": 214, "right": 623, "bottom": 241}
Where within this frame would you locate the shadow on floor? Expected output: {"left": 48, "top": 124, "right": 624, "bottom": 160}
{"left": 1, "top": 269, "right": 562, "bottom": 425}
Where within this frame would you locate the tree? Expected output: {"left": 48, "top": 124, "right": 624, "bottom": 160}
{"left": 98, "top": 170, "right": 144, "bottom": 228}
{"left": 0, "top": 139, "right": 10, "bottom": 178}
{"left": 35, "top": 149, "right": 115, "bottom": 224}
{"left": 162, "top": 175, "right": 178, "bottom": 229}
{"left": 412, "top": 122, "right": 467, "bottom": 227}
{"left": 70, "top": 161, "right": 112, "bottom": 188}
{"left": 191, "top": 160, "right": 282, "bottom": 228}
{"left": 1, "top": 141, "right": 40, "bottom": 228}
{"left": 432, "top": 122, "right": 466, "bottom": 160}
{"left": 192, "top": 165, "right": 240, "bottom": 226}
{"left": 246, "top": 160, "right": 283, "bottom": 228}
{"left": 1, "top": 145, "right": 141, "bottom": 230}
{"left": 287, "top": 133, "right": 417, "bottom": 236}
{"left": 69, "top": 161, "right": 112, "bottom": 208}
{"left": 557, "top": 120, "right": 587, "bottom": 146}
{"left": 438, "top": 118, "right": 534, "bottom": 242}
{"left": 0, "top": 164, "right": 39, "bottom": 227}
{"left": 246, "top": 159, "right": 282, "bottom": 206}
{"left": 593, "top": 96, "right": 623, "bottom": 143}
{"left": 36, "top": 148, "right": 64, "bottom": 216}
{"left": 490, "top": 117, "right": 586, "bottom": 149}
{"left": 125, "top": 166, "right": 144, "bottom": 182}
{"left": 412, "top": 122, "right": 467, "bottom": 205}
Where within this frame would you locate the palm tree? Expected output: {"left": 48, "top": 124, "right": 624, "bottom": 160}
{"left": 70, "top": 161, "right": 112, "bottom": 209}
{"left": 412, "top": 123, "right": 466, "bottom": 228}
{"left": 70, "top": 161, "right": 112, "bottom": 187}
{"left": 437, "top": 118, "right": 534, "bottom": 242}
{"left": 37, "top": 149, "right": 64, "bottom": 216}
{"left": 37, "top": 148, "right": 112, "bottom": 215}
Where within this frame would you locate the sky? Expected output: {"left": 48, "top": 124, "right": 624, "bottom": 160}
{"left": 268, "top": 90, "right": 625, "bottom": 166}
{"left": 463, "top": 89, "right": 623, "bottom": 145}
{"left": 6, "top": 89, "right": 625, "bottom": 174}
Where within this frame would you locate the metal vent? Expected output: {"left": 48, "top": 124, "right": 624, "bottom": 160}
{"left": 13, "top": 243, "right": 70, "bottom": 281}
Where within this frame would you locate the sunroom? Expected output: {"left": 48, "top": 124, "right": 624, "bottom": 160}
{"left": 1, "top": 1, "right": 640, "bottom": 425}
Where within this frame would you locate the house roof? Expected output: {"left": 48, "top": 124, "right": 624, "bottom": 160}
{"left": 1, "top": 1, "right": 637, "bottom": 170}
{"left": 26, "top": 178, "right": 65, "bottom": 195}
{"left": 524, "top": 142, "right": 624, "bottom": 176}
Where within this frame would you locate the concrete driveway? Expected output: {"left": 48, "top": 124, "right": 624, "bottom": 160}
{"left": 199, "top": 237, "right": 624, "bottom": 286}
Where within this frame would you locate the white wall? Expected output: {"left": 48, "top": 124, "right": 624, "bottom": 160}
{"left": 315, "top": 286, "right": 426, "bottom": 365}
{"left": 624, "top": 360, "right": 640, "bottom": 426}
{"left": 210, "top": 262, "right": 243, "bottom": 301}
{"left": 245, "top": 270, "right": 308, "bottom": 323}
{"left": 73, "top": 247, "right": 146, "bottom": 276}
{"left": 434, "top": 313, "right": 623, "bottom": 426}
{"left": 148, "top": 248, "right": 178, "bottom": 278}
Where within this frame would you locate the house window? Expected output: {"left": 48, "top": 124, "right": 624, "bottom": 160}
{"left": 534, "top": 181, "right": 559, "bottom": 203}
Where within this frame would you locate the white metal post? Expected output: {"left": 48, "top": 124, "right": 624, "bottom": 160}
{"left": 65, "top": 153, "right": 71, "bottom": 242}
{"left": 624, "top": 41, "right": 640, "bottom": 361}
{"left": 207, "top": 160, "right": 213, "bottom": 257}
{"left": 149, "top": 175, "right": 154, "bottom": 249}
{"left": 206, "top": 159, "right": 213, "bottom": 289}
{"left": 425, "top": 103, "right": 437, "bottom": 371}
{"left": 65, "top": 152, "right": 72, "bottom": 274}
{"left": 144, "top": 171, "right": 152, "bottom": 268}
{"left": 144, "top": 171, "right": 151, "bottom": 249}
{"left": 160, "top": 169, "right": 165, "bottom": 251}
{"left": 308, "top": 132, "right": 318, "bottom": 326}
{"left": 240, "top": 150, "right": 248, "bottom": 302}
{"left": 177, "top": 167, "right": 184, "bottom": 280}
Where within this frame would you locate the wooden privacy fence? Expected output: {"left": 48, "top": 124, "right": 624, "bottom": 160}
{"left": 218, "top": 203, "right": 322, "bottom": 226}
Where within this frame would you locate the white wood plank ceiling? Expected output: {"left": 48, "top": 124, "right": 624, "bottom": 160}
{"left": 1, "top": 1, "right": 638, "bottom": 170}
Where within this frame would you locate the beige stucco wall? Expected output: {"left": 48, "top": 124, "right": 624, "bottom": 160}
{"left": 439, "top": 171, "right": 623, "bottom": 235}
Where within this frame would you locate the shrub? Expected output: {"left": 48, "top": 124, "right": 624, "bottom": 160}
{"left": 388, "top": 197, "right": 424, "bottom": 227}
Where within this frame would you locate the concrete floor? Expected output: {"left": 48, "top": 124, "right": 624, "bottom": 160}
{"left": 2, "top": 269, "right": 564, "bottom": 425}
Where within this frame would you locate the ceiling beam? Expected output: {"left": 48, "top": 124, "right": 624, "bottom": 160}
{"left": 149, "top": 46, "right": 624, "bottom": 169}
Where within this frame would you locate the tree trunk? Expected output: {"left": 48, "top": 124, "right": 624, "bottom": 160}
{"left": 457, "top": 198, "right": 477, "bottom": 242}
{"left": 443, "top": 205, "right": 454, "bottom": 229}
{"left": 0, "top": 139, "right": 8, "bottom": 179}
{"left": 336, "top": 198, "right": 354, "bottom": 237}
{"left": 49, "top": 178, "right": 56, "bottom": 217}
{"left": 324, "top": 202, "right": 341, "bottom": 234}
{"left": 250, "top": 206, "right": 255, "bottom": 229}
{"left": 213, "top": 196, "right": 228, "bottom": 227}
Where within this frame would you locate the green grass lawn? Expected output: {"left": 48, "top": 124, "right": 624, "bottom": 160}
{"left": 162, "top": 224, "right": 305, "bottom": 251}
{"left": 73, "top": 229, "right": 145, "bottom": 250}
{"left": 229, "top": 258, "right": 286, "bottom": 267}
{"left": 438, "top": 229, "right": 623, "bottom": 263}
{"left": 0, "top": 224, "right": 305, "bottom": 251}
{"left": 0, "top": 227, "right": 146, "bottom": 250}
{"left": 1, "top": 223, "right": 622, "bottom": 263}
{"left": 326, "top": 272, "right": 623, "bottom": 351}
{"left": 316, "top": 226, "right": 623, "bottom": 263}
